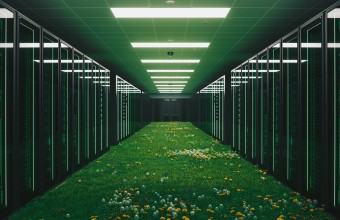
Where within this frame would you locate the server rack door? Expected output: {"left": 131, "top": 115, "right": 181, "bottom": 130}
{"left": 245, "top": 61, "right": 253, "bottom": 159}
{"left": 73, "top": 51, "right": 83, "bottom": 167}
{"left": 60, "top": 42, "right": 72, "bottom": 176}
{"left": 250, "top": 58, "right": 257, "bottom": 161}
{"left": 83, "top": 58, "right": 91, "bottom": 161}
{"left": 258, "top": 51, "right": 269, "bottom": 167}
{"left": 239, "top": 64, "right": 248, "bottom": 156}
{"left": 327, "top": 5, "right": 340, "bottom": 208}
{"left": 231, "top": 71, "right": 236, "bottom": 149}
{"left": 269, "top": 43, "right": 281, "bottom": 175}
{"left": 41, "top": 32, "right": 58, "bottom": 186}
{"left": 282, "top": 32, "right": 299, "bottom": 186}
{"left": 89, "top": 64, "right": 97, "bottom": 157}
{"left": 17, "top": 16, "right": 40, "bottom": 203}
{"left": 233, "top": 68, "right": 241, "bottom": 152}
{"left": 301, "top": 16, "right": 323, "bottom": 195}
{"left": 0, "top": 5, "right": 13, "bottom": 215}
{"left": 96, "top": 68, "right": 104, "bottom": 153}
{"left": 102, "top": 71, "right": 109, "bottom": 150}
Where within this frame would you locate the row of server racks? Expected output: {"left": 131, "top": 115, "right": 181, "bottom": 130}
{"left": 0, "top": 2, "right": 112, "bottom": 218}
{"left": 113, "top": 76, "right": 151, "bottom": 143}
{"left": 190, "top": 76, "right": 232, "bottom": 145}
{"left": 231, "top": 1, "right": 340, "bottom": 213}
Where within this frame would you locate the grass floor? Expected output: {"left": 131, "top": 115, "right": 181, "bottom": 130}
{"left": 9, "top": 122, "right": 337, "bottom": 220}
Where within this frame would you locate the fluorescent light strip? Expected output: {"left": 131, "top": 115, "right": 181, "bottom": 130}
{"left": 234, "top": 70, "right": 279, "bottom": 73}
{"left": 232, "top": 76, "right": 262, "bottom": 79}
{"left": 0, "top": 8, "right": 13, "bottom": 18}
{"left": 111, "top": 8, "right": 230, "bottom": 18}
{"left": 251, "top": 60, "right": 308, "bottom": 63}
{"left": 151, "top": 76, "right": 190, "bottom": 79}
{"left": 156, "top": 85, "right": 185, "bottom": 87}
{"left": 231, "top": 85, "right": 240, "bottom": 87}
{"left": 153, "top": 81, "right": 187, "bottom": 84}
{"left": 159, "top": 90, "right": 183, "bottom": 92}
{"left": 64, "top": 70, "right": 108, "bottom": 73}
{"left": 157, "top": 88, "right": 184, "bottom": 90}
{"left": 231, "top": 81, "right": 248, "bottom": 83}
{"left": 132, "top": 42, "right": 210, "bottom": 48}
{"left": 101, "top": 85, "right": 110, "bottom": 87}
{"left": 93, "top": 81, "right": 110, "bottom": 84}
{"left": 148, "top": 70, "right": 194, "bottom": 73}
{"left": 142, "top": 59, "right": 200, "bottom": 63}
{"left": 328, "top": 9, "right": 340, "bottom": 18}
{"left": 34, "top": 60, "right": 92, "bottom": 64}
{"left": 79, "top": 76, "right": 110, "bottom": 79}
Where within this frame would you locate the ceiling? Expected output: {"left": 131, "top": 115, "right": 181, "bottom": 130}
{"left": 2, "top": 0, "right": 338, "bottom": 93}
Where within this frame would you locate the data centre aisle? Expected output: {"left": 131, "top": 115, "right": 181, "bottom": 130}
{"left": 9, "top": 123, "right": 336, "bottom": 220}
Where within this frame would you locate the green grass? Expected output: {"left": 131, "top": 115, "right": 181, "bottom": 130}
{"left": 9, "top": 122, "right": 337, "bottom": 220}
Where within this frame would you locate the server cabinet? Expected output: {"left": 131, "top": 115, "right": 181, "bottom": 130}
{"left": 282, "top": 31, "right": 300, "bottom": 187}
{"left": 268, "top": 42, "right": 281, "bottom": 175}
{"left": 73, "top": 50, "right": 83, "bottom": 168}
{"left": 258, "top": 50, "right": 268, "bottom": 167}
{"left": 239, "top": 64, "right": 248, "bottom": 156}
{"left": 17, "top": 16, "right": 40, "bottom": 204}
{"left": 41, "top": 32, "right": 58, "bottom": 187}
{"left": 59, "top": 42, "right": 72, "bottom": 177}
{"left": 249, "top": 57, "right": 257, "bottom": 160}
{"left": 301, "top": 16, "right": 323, "bottom": 196}
{"left": 0, "top": 4, "right": 13, "bottom": 216}
{"left": 89, "top": 63, "right": 96, "bottom": 158}
{"left": 198, "top": 76, "right": 225, "bottom": 142}
{"left": 232, "top": 67, "right": 242, "bottom": 152}
{"left": 102, "top": 70, "right": 109, "bottom": 151}
{"left": 116, "top": 76, "right": 143, "bottom": 142}
{"left": 83, "top": 57, "right": 91, "bottom": 161}
{"left": 327, "top": 4, "right": 340, "bottom": 208}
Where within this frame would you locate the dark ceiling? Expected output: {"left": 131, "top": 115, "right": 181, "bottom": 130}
{"left": 2, "top": 0, "right": 338, "bottom": 93}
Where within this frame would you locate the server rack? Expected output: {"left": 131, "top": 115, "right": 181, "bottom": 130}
{"left": 0, "top": 4, "right": 13, "bottom": 217}
{"left": 116, "top": 76, "right": 149, "bottom": 142}
{"left": 191, "top": 76, "right": 226, "bottom": 143}
{"left": 0, "top": 2, "right": 112, "bottom": 218}
{"left": 230, "top": 1, "right": 340, "bottom": 214}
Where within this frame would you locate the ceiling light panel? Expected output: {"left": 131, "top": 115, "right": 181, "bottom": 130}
{"left": 148, "top": 70, "right": 194, "bottom": 73}
{"left": 131, "top": 43, "right": 210, "bottom": 48}
{"left": 153, "top": 81, "right": 188, "bottom": 84}
{"left": 111, "top": 8, "right": 230, "bottom": 18}
{"left": 141, "top": 60, "right": 200, "bottom": 63}
{"left": 151, "top": 76, "right": 190, "bottom": 79}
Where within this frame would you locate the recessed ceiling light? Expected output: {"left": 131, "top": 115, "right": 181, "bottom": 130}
{"left": 328, "top": 8, "right": 340, "bottom": 18}
{"left": 151, "top": 76, "right": 190, "bottom": 79}
{"left": 156, "top": 85, "right": 185, "bottom": 87}
{"left": 0, "top": 8, "right": 13, "bottom": 18}
{"left": 111, "top": 8, "right": 230, "bottom": 18}
{"left": 141, "top": 59, "right": 200, "bottom": 63}
{"left": 131, "top": 42, "right": 210, "bottom": 48}
{"left": 148, "top": 70, "right": 194, "bottom": 73}
{"left": 154, "top": 81, "right": 187, "bottom": 83}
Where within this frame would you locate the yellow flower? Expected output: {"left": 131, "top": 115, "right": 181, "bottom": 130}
{"left": 250, "top": 207, "right": 255, "bottom": 211}
{"left": 236, "top": 212, "right": 243, "bottom": 217}
{"left": 160, "top": 217, "right": 165, "bottom": 220}
{"left": 272, "top": 205, "right": 280, "bottom": 209}
{"left": 182, "top": 208, "right": 188, "bottom": 213}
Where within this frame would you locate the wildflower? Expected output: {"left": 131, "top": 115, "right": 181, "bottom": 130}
{"left": 236, "top": 212, "right": 243, "bottom": 217}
